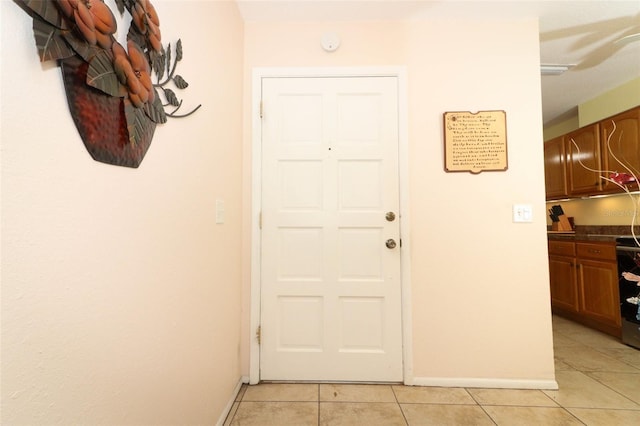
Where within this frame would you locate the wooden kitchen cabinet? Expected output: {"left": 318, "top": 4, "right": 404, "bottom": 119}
{"left": 544, "top": 106, "right": 640, "bottom": 200}
{"left": 577, "top": 259, "right": 620, "bottom": 331}
{"left": 566, "top": 123, "right": 603, "bottom": 195}
{"left": 548, "top": 239, "right": 621, "bottom": 337}
{"left": 549, "top": 255, "right": 578, "bottom": 313}
{"left": 600, "top": 106, "right": 640, "bottom": 193}
{"left": 548, "top": 240, "right": 578, "bottom": 314}
{"left": 576, "top": 242, "right": 621, "bottom": 335}
{"left": 544, "top": 136, "right": 568, "bottom": 199}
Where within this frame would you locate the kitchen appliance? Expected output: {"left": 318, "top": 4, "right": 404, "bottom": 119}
{"left": 617, "top": 236, "right": 640, "bottom": 349}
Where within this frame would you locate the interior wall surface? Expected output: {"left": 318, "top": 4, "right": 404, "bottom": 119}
{"left": 579, "top": 77, "right": 640, "bottom": 127}
{"left": 242, "top": 18, "right": 556, "bottom": 388}
{"left": 543, "top": 114, "right": 580, "bottom": 141}
{"left": 1, "top": 1, "right": 244, "bottom": 424}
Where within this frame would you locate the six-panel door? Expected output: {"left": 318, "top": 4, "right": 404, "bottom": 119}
{"left": 260, "top": 76, "right": 403, "bottom": 381}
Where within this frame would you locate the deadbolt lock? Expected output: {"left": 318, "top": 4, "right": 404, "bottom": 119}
{"left": 385, "top": 211, "right": 396, "bottom": 222}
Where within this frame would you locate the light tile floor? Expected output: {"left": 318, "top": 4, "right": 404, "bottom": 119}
{"left": 225, "top": 316, "right": 640, "bottom": 425}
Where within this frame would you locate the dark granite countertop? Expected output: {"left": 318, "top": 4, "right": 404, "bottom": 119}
{"left": 547, "top": 225, "right": 640, "bottom": 243}
{"left": 547, "top": 233, "right": 618, "bottom": 243}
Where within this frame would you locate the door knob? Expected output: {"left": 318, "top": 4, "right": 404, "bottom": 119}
{"left": 385, "top": 211, "right": 396, "bottom": 222}
{"left": 386, "top": 239, "right": 397, "bottom": 249}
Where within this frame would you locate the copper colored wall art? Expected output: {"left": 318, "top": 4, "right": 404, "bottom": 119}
{"left": 15, "top": 0, "right": 200, "bottom": 168}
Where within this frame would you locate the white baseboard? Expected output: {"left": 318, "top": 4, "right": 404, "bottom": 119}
{"left": 216, "top": 376, "right": 250, "bottom": 426}
{"left": 410, "top": 376, "right": 559, "bottom": 390}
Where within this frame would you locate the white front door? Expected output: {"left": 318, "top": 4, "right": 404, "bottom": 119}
{"left": 260, "top": 76, "right": 402, "bottom": 382}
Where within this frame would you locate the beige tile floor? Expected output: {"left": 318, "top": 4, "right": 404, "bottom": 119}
{"left": 225, "top": 316, "right": 640, "bottom": 425}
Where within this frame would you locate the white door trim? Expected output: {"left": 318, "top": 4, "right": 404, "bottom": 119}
{"left": 250, "top": 67, "right": 413, "bottom": 385}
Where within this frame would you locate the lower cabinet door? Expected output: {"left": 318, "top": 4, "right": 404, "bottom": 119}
{"left": 577, "top": 259, "right": 621, "bottom": 327}
{"left": 549, "top": 255, "right": 579, "bottom": 313}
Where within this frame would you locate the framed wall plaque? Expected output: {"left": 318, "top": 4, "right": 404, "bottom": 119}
{"left": 443, "top": 110, "right": 508, "bottom": 174}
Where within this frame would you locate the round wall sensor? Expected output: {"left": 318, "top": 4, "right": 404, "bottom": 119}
{"left": 321, "top": 32, "right": 340, "bottom": 52}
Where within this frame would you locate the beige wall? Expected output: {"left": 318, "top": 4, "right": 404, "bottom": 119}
{"left": 544, "top": 113, "right": 579, "bottom": 140}
{"left": 1, "top": 1, "right": 244, "bottom": 424}
{"left": 543, "top": 77, "right": 640, "bottom": 141}
{"left": 579, "top": 77, "right": 640, "bottom": 127}
{"left": 243, "top": 18, "right": 555, "bottom": 387}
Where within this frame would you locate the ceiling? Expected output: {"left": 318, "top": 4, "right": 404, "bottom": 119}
{"left": 236, "top": 0, "right": 640, "bottom": 125}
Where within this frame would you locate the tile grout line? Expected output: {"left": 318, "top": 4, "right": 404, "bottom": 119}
{"left": 553, "top": 318, "right": 640, "bottom": 415}
{"left": 558, "top": 406, "right": 589, "bottom": 426}
{"left": 465, "top": 388, "right": 498, "bottom": 426}
{"left": 390, "top": 385, "right": 409, "bottom": 425}
{"left": 581, "top": 370, "right": 640, "bottom": 409}
{"left": 589, "top": 346, "right": 640, "bottom": 372}
{"left": 555, "top": 339, "right": 640, "bottom": 409}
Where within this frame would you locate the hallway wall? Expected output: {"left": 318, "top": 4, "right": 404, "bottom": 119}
{"left": 242, "top": 18, "right": 555, "bottom": 388}
{"left": 1, "top": 1, "right": 244, "bottom": 424}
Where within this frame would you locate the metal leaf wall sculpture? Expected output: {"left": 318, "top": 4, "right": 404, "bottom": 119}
{"left": 15, "top": 0, "right": 201, "bottom": 168}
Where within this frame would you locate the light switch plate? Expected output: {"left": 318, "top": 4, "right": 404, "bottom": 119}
{"left": 216, "top": 199, "right": 225, "bottom": 224}
{"left": 513, "top": 204, "right": 533, "bottom": 223}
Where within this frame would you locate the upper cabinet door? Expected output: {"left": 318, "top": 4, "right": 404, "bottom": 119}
{"left": 600, "top": 106, "right": 640, "bottom": 193}
{"left": 566, "top": 123, "right": 602, "bottom": 195}
{"left": 544, "top": 136, "right": 568, "bottom": 200}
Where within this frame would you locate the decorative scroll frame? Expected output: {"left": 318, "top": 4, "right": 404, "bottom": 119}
{"left": 443, "top": 110, "right": 508, "bottom": 174}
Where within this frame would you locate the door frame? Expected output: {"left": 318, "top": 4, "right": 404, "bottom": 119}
{"left": 250, "top": 67, "right": 413, "bottom": 384}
